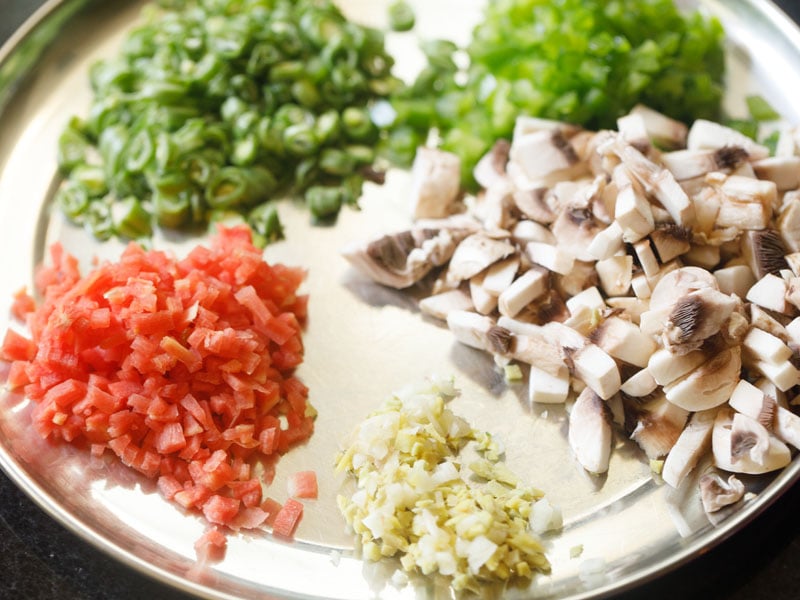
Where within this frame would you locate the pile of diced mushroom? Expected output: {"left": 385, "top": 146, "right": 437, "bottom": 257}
{"left": 342, "top": 104, "right": 800, "bottom": 515}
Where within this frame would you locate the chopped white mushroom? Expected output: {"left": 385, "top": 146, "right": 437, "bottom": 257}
{"left": 662, "top": 346, "right": 741, "bottom": 411}
{"left": 650, "top": 226, "right": 692, "bottom": 263}
{"left": 661, "top": 147, "right": 749, "bottom": 181}
{"left": 647, "top": 347, "right": 708, "bottom": 387}
{"left": 568, "top": 388, "right": 613, "bottom": 474}
{"left": 752, "top": 156, "right": 800, "bottom": 191}
{"left": 742, "top": 328, "right": 792, "bottom": 365}
{"left": 610, "top": 138, "right": 695, "bottom": 226}
{"left": 713, "top": 264, "right": 756, "bottom": 298}
{"left": 510, "top": 129, "right": 583, "bottom": 181}
{"left": 714, "top": 176, "right": 777, "bottom": 230}
{"left": 729, "top": 379, "right": 800, "bottom": 448}
{"left": 497, "top": 267, "right": 549, "bottom": 318}
{"left": 410, "top": 147, "right": 462, "bottom": 219}
{"left": 628, "top": 393, "right": 690, "bottom": 459}
{"left": 633, "top": 240, "right": 660, "bottom": 278}
{"left": 711, "top": 408, "right": 791, "bottom": 474}
{"left": 746, "top": 274, "right": 792, "bottom": 314}
{"left": 446, "top": 311, "right": 510, "bottom": 355}
{"left": 620, "top": 369, "right": 658, "bottom": 398}
{"left": 662, "top": 409, "right": 717, "bottom": 488}
{"left": 778, "top": 195, "right": 800, "bottom": 252}
{"left": 699, "top": 473, "right": 745, "bottom": 513}
{"left": 686, "top": 119, "right": 770, "bottom": 160}
{"left": 595, "top": 255, "right": 633, "bottom": 296}
{"left": 419, "top": 289, "right": 475, "bottom": 321}
{"left": 525, "top": 241, "right": 576, "bottom": 275}
{"left": 446, "top": 233, "right": 516, "bottom": 285}
{"left": 590, "top": 315, "right": 657, "bottom": 368}
{"left": 528, "top": 365, "right": 570, "bottom": 405}
{"left": 629, "top": 104, "right": 688, "bottom": 149}
{"left": 469, "top": 272, "right": 499, "bottom": 315}
{"left": 566, "top": 286, "right": 606, "bottom": 315}
{"left": 473, "top": 139, "right": 510, "bottom": 189}
{"left": 480, "top": 256, "right": 520, "bottom": 296}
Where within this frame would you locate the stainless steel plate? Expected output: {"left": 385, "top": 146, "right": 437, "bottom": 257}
{"left": 2, "top": 1, "right": 800, "bottom": 599}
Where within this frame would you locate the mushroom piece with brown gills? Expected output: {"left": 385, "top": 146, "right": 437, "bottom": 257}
{"left": 509, "top": 128, "right": 584, "bottom": 182}
{"left": 660, "top": 287, "right": 740, "bottom": 355}
{"left": 729, "top": 379, "right": 800, "bottom": 449}
{"left": 568, "top": 387, "right": 613, "bottom": 474}
{"left": 740, "top": 229, "right": 791, "bottom": 281}
{"left": 699, "top": 472, "right": 746, "bottom": 513}
{"left": 341, "top": 226, "right": 468, "bottom": 289}
{"left": 550, "top": 204, "right": 605, "bottom": 262}
{"left": 409, "top": 147, "right": 462, "bottom": 220}
{"left": 662, "top": 409, "right": 718, "bottom": 488}
{"left": 543, "top": 322, "right": 621, "bottom": 399}
{"left": 625, "top": 392, "right": 690, "bottom": 460}
{"left": 686, "top": 119, "right": 771, "bottom": 160}
{"left": 711, "top": 407, "right": 791, "bottom": 474}
{"left": 473, "top": 139, "right": 511, "bottom": 190}
{"left": 650, "top": 225, "right": 692, "bottom": 263}
{"left": 444, "top": 232, "right": 516, "bottom": 287}
{"left": 660, "top": 146, "right": 749, "bottom": 181}
{"left": 446, "top": 310, "right": 513, "bottom": 356}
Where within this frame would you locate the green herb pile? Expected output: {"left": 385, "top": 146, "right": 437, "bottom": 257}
{"left": 56, "top": 0, "right": 401, "bottom": 245}
{"left": 387, "top": 0, "right": 726, "bottom": 185}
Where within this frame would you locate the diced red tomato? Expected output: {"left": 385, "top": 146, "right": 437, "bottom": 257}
{"left": 272, "top": 498, "right": 304, "bottom": 538}
{"left": 0, "top": 227, "right": 314, "bottom": 533}
{"left": 287, "top": 470, "right": 318, "bottom": 500}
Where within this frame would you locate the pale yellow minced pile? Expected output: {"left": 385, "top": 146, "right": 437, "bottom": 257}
{"left": 335, "top": 376, "right": 560, "bottom": 592}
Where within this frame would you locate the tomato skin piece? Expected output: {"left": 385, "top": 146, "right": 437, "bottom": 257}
{"left": 272, "top": 498, "right": 304, "bottom": 538}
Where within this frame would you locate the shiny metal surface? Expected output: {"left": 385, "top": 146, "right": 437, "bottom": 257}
{"left": 1, "top": 1, "right": 800, "bottom": 599}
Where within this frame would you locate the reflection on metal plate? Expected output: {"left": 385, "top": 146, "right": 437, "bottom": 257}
{"left": 1, "top": 1, "right": 800, "bottom": 599}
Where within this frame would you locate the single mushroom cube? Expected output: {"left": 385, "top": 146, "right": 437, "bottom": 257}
{"left": 633, "top": 239, "right": 660, "bottom": 278}
{"left": 528, "top": 365, "right": 570, "bottom": 405}
{"left": 587, "top": 221, "right": 625, "bottom": 261}
{"left": 481, "top": 256, "right": 520, "bottom": 296}
{"left": 409, "top": 147, "right": 462, "bottom": 219}
{"left": 566, "top": 286, "right": 606, "bottom": 315}
{"left": 778, "top": 195, "right": 800, "bottom": 252}
{"left": 498, "top": 267, "right": 549, "bottom": 318}
{"left": 650, "top": 226, "right": 692, "bottom": 263}
{"left": 752, "top": 156, "right": 800, "bottom": 191}
{"left": 510, "top": 129, "right": 582, "bottom": 181}
{"left": 606, "top": 296, "right": 650, "bottom": 325}
{"left": 614, "top": 181, "right": 655, "bottom": 243}
{"left": 419, "top": 289, "right": 474, "bottom": 321}
{"left": 596, "top": 255, "right": 633, "bottom": 296}
{"left": 746, "top": 274, "right": 792, "bottom": 314}
{"left": 713, "top": 264, "right": 756, "bottom": 298}
{"left": 751, "top": 358, "right": 800, "bottom": 392}
{"left": 511, "top": 219, "right": 556, "bottom": 245}
{"left": 469, "top": 272, "right": 498, "bottom": 315}
{"left": 742, "top": 327, "right": 793, "bottom": 365}
{"left": 590, "top": 315, "right": 657, "bottom": 368}
{"left": 525, "top": 241, "right": 576, "bottom": 275}
{"left": 629, "top": 394, "right": 689, "bottom": 459}
{"left": 629, "top": 104, "right": 688, "bottom": 149}
{"left": 620, "top": 368, "right": 658, "bottom": 397}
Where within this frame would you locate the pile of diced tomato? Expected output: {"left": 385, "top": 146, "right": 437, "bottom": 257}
{"left": 1, "top": 226, "right": 313, "bottom": 534}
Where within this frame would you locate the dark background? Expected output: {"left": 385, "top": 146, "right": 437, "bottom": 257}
{"left": 3, "top": 1, "right": 800, "bottom": 599}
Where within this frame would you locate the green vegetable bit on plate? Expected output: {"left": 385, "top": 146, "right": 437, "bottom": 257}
{"left": 56, "top": 0, "right": 402, "bottom": 244}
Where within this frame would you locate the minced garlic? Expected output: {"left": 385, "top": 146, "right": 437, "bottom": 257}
{"left": 335, "top": 376, "right": 555, "bottom": 592}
